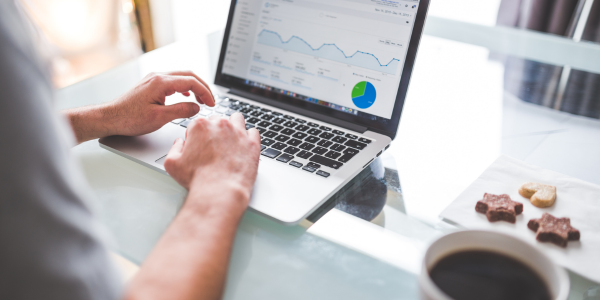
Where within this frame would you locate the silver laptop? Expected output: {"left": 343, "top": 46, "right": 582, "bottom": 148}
{"left": 100, "top": 0, "right": 429, "bottom": 225}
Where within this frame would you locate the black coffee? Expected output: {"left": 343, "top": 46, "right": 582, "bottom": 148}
{"left": 429, "top": 250, "right": 551, "bottom": 300}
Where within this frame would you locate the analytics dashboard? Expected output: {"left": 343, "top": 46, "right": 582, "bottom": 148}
{"left": 222, "top": 0, "right": 420, "bottom": 119}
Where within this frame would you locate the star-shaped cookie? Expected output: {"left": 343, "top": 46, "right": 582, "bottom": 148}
{"left": 528, "top": 213, "right": 580, "bottom": 247}
{"left": 475, "top": 193, "right": 523, "bottom": 223}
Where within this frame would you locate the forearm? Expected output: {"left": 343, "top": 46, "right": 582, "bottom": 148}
{"left": 63, "top": 104, "right": 117, "bottom": 144}
{"left": 124, "top": 178, "right": 248, "bottom": 300}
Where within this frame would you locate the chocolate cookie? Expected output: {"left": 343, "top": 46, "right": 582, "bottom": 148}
{"left": 475, "top": 193, "right": 523, "bottom": 223}
{"left": 528, "top": 213, "right": 580, "bottom": 247}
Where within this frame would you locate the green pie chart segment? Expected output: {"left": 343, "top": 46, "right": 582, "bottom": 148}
{"left": 351, "top": 81, "right": 376, "bottom": 109}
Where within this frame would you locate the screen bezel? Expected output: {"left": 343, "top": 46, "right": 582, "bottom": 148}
{"left": 214, "top": 0, "right": 430, "bottom": 139}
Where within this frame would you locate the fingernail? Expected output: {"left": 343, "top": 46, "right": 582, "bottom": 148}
{"left": 193, "top": 104, "right": 200, "bottom": 114}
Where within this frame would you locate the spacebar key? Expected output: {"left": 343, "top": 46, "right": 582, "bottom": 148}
{"left": 309, "top": 155, "right": 343, "bottom": 169}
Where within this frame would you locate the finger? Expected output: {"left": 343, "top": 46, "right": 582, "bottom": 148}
{"left": 229, "top": 112, "right": 246, "bottom": 133}
{"left": 208, "top": 114, "right": 224, "bottom": 120}
{"left": 181, "top": 91, "right": 191, "bottom": 97}
{"left": 159, "top": 75, "right": 215, "bottom": 106}
{"left": 164, "top": 71, "right": 215, "bottom": 106}
{"left": 161, "top": 102, "right": 200, "bottom": 121}
{"left": 247, "top": 127, "right": 261, "bottom": 146}
{"left": 166, "top": 138, "right": 185, "bottom": 161}
{"left": 165, "top": 71, "right": 212, "bottom": 94}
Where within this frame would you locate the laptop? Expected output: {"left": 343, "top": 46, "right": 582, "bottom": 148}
{"left": 100, "top": 0, "right": 429, "bottom": 225}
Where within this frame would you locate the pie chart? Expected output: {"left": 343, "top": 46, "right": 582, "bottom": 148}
{"left": 351, "top": 81, "right": 376, "bottom": 109}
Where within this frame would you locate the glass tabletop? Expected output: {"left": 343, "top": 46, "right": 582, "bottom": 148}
{"left": 57, "top": 6, "right": 600, "bottom": 298}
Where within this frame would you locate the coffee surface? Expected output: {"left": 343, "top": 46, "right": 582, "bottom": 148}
{"left": 429, "top": 250, "right": 551, "bottom": 300}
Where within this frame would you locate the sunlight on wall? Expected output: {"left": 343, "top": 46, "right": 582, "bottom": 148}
{"left": 20, "top": 0, "right": 142, "bottom": 87}
{"left": 171, "top": 0, "right": 230, "bottom": 42}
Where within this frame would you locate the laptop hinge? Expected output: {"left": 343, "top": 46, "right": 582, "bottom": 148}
{"left": 228, "top": 88, "right": 368, "bottom": 133}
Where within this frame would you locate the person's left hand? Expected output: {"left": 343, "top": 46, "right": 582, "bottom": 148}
{"left": 104, "top": 71, "right": 215, "bottom": 137}
{"left": 65, "top": 71, "right": 215, "bottom": 143}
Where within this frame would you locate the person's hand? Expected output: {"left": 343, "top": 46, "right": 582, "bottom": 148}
{"left": 125, "top": 114, "right": 262, "bottom": 300}
{"left": 64, "top": 71, "right": 215, "bottom": 144}
{"left": 163, "top": 113, "right": 261, "bottom": 205}
{"left": 104, "top": 71, "right": 215, "bottom": 137}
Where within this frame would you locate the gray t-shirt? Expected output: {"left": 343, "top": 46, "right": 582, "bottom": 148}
{"left": 0, "top": 1, "right": 122, "bottom": 299}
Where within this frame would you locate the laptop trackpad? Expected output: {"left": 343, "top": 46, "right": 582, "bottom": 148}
{"left": 99, "top": 123, "right": 186, "bottom": 169}
{"left": 155, "top": 155, "right": 168, "bottom": 165}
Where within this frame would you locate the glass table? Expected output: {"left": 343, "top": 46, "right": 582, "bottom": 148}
{"left": 57, "top": 13, "right": 600, "bottom": 300}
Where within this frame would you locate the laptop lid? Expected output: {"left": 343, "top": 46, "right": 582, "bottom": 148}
{"left": 215, "top": 0, "right": 429, "bottom": 139}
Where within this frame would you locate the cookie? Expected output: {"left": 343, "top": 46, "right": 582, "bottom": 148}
{"left": 528, "top": 213, "right": 580, "bottom": 247}
{"left": 518, "top": 182, "right": 557, "bottom": 208}
{"left": 475, "top": 193, "right": 523, "bottom": 223}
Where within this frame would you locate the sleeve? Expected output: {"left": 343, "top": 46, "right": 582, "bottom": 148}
{"left": 0, "top": 2, "right": 123, "bottom": 300}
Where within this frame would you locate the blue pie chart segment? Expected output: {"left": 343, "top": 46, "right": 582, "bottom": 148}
{"left": 351, "top": 81, "right": 377, "bottom": 109}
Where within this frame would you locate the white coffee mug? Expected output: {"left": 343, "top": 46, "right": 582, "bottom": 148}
{"left": 419, "top": 230, "right": 570, "bottom": 300}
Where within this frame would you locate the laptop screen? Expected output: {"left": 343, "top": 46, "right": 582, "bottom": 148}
{"left": 217, "top": 0, "right": 427, "bottom": 137}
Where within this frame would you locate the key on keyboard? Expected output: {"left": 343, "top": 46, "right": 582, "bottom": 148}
{"left": 345, "top": 140, "right": 367, "bottom": 150}
{"left": 257, "top": 121, "right": 272, "bottom": 128}
{"left": 302, "top": 166, "right": 316, "bottom": 173}
{"left": 319, "top": 132, "right": 334, "bottom": 140}
{"left": 289, "top": 161, "right": 303, "bottom": 168}
{"left": 309, "top": 155, "right": 343, "bottom": 169}
{"left": 305, "top": 136, "right": 319, "bottom": 144}
{"left": 287, "top": 139, "right": 302, "bottom": 146}
{"left": 344, "top": 148, "right": 359, "bottom": 155}
{"left": 261, "top": 148, "right": 281, "bottom": 159}
{"left": 272, "top": 118, "right": 286, "bottom": 124}
{"left": 295, "top": 125, "right": 309, "bottom": 132}
{"left": 272, "top": 142, "right": 287, "bottom": 150}
{"left": 269, "top": 125, "right": 284, "bottom": 132}
{"left": 283, "top": 121, "right": 298, "bottom": 128}
{"left": 299, "top": 143, "right": 314, "bottom": 150}
{"left": 274, "top": 135, "right": 290, "bottom": 142}
{"left": 307, "top": 129, "right": 322, "bottom": 136}
{"left": 292, "top": 132, "right": 308, "bottom": 139}
{"left": 281, "top": 128, "right": 295, "bottom": 135}
{"left": 263, "top": 131, "right": 278, "bottom": 138}
{"left": 297, "top": 150, "right": 313, "bottom": 159}
{"left": 316, "top": 170, "right": 330, "bottom": 178}
{"left": 312, "top": 147, "right": 328, "bottom": 155}
{"left": 324, "top": 151, "right": 341, "bottom": 159}
{"left": 331, "top": 136, "right": 347, "bottom": 143}
{"left": 317, "top": 140, "right": 333, "bottom": 147}
{"left": 330, "top": 144, "right": 345, "bottom": 152}
{"left": 261, "top": 139, "right": 275, "bottom": 146}
{"left": 283, "top": 147, "right": 300, "bottom": 155}
{"left": 276, "top": 154, "right": 294, "bottom": 163}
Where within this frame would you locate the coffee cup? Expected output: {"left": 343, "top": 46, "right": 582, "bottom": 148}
{"left": 419, "top": 230, "right": 569, "bottom": 300}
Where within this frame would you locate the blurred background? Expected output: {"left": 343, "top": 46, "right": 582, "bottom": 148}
{"left": 21, "top": 0, "right": 230, "bottom": 87}
{"left": 22, "top": 0, "right": 600, "bottom": 118}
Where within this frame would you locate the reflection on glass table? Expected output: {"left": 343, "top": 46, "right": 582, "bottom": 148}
{"left": 307, "top": 157, "right": 404, "bottom": 225}
{"left": 502, "top": 55, "right": 600, "bottom": 119}
{"left": 60, "top": 23, "right": 600, "bottom": 299}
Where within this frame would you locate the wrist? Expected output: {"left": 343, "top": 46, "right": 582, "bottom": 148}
{"left": 66, "top": 103, "right": 121, "bottom": 142}
{"left": 184, "top": 172, "right": 251, "bottom": 218}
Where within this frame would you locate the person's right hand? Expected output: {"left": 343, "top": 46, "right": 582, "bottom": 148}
{"left": 125, "top": 113, "right": 261, "bottom": 300}
{"left": 163, "top": 113, "right": 261, "bottom": 205}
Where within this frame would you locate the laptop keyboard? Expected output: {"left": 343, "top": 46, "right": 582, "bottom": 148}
{"left": 173, "top": 96, "right": 373, "bottom": 178}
